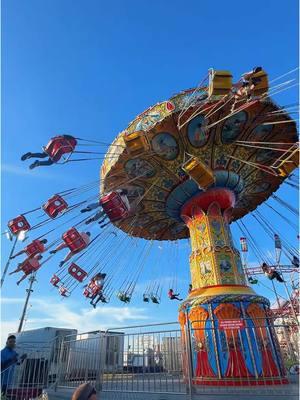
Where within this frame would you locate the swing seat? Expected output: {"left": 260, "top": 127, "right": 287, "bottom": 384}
{"left": 50, "top": 274, "right": 60, "bottom": 287}
{"left": 25, "top": 239, "right": 45, "bottom": 257}
{"left": 43, "top": 194, "right": 68, "bottom": 218}
{"left": 143, "top": 295, "right": 150, "bottom": 302}
{"left": 240, "top": 237, "right": 248, "bottom": 252}
{"left": 277, "top": 149, "right": 299, "bottom": 177}
{"left": 123, "top": 130, "right": 150, "bottom": 155}
{"left": 208, "top": 70, "right": 232, "bottom": 97}
{"left": 68, "top": 263, "right": 87, "bottom": 282}
{"left": 83, "top": 288, "right": 92, "bottom": 298}
{"left": 22, "top": 259, "right": 40, "bottom": 275}
{"left": 182, "top": 157, "right": 215, "bottom": 189}
{"left": 62, "top": 227, "right": 88, "bottom": 253}
{"left": 248, "top": 277, "right": 258, "bottom": 285}
{"left": 8, "top": 215, "right": 31, "bottom": 235}
{"left": 100, "top": 191, "right": 130, "bottom": 222}
{"left": 83, "top": 282, "right": 101, "bottom": 297}
{"left": 59, "top": 286, "right": 69, "bottom": 297}
{"left": 117, "top": 292, "right": 131, "bottom": 302}
{"left": 249, "top": 69, "right": 268, "bottom": 96}
{"left": 44, "top": 136, "right": 77, "bottom": 162}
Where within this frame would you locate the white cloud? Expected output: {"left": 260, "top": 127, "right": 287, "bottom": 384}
{"left": 1, "top": 297, "right": 25, "bottom": 304}
{"left": 1, "top": 164, "right": 58, "bottom": 180}
{"left": 1, "top": 296, "right": 149, "bottom": 346}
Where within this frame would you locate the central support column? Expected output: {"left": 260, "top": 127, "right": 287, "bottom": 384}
{"left": 178, "top": 188, "right": 288, "bottom": 386}
{"left": 181, "top": 188, "right": 252, "bottom": 296}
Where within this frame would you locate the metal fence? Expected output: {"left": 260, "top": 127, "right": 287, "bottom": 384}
{"left": 1, "top": 350, "right": 51, "bottom": 400}
{"left": 1, "top": 320, "right": 299, "bottom": 399}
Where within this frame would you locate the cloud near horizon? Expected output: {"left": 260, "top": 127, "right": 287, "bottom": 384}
{"left": 1, "top": 296, "right": 149, "bottom": 346}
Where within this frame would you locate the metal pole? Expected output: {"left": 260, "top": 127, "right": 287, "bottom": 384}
{"left": 275, "top": 261, "right": 299, "bottom": 324}
{"left": 17, "top": 273, "right": 36, "bottom": 332}
{"left": 184, "top": 318, "right": 194, "bottom": 398}
{"left": 1, "top": 235, "right": 18, "bottom": 288}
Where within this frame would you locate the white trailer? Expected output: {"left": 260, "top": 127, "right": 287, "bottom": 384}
{"left": 10, "top": 326, "right": 77, "bottom": 381}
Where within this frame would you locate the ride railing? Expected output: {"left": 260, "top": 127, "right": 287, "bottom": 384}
{"left": 56, "top": 322, "right": 186, "bottom": 394}
{"left": 0, "top": 349, "right": 52, "bottom": 400}
{"left": 1, "top": 320, "right": 299, "bottom": 398}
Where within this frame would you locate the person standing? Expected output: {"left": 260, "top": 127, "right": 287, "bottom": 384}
{"left": 1, "top": 335, "right": 27, "bottom": 395}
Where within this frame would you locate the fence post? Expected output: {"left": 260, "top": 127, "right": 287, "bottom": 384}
{"left": 54, "top": 336, "right": 65, "bottom": 392}
{"left": 95, "top": 332, "right": 105, "bottom": 392}
{"left": 184, "top": 321, "right": 194, "bottom": 398}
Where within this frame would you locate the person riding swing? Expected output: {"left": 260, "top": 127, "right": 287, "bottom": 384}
{"left": 21, "top": 135, "right": 77, "bottom": 169}
{"left": 86, "top": 273, "right": 108, "bottom": 308}
{"left": 150, "top": 293, "right": 160, "bottom": 304}
{"left": 143, "top": 294, "right": 150, "bottom": 302}
{"left": 168, "top": 289, "right": 183, "bottom": 301}
{"left": 50, "top": 231, "right": 91, "bottom": 268}
{"left": 117, "top": 291, "right": 131, "bottom": 303}
{"left": 10, "top": 239, "right": 48, "bottom": 259}
{"left": 261, "top": 262, "right": 284, "bottom": 283}
{"left": 9, "top": 254, "right": 43, "bottom": 285}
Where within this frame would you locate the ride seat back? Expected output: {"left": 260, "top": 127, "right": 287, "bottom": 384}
{"left": 25, "top": 240, "right": 45, "bottom": 257}
{"left": 8, "top": 215, "right": 31, "bottom": 235}
{"left": 89, "top": 282, "right": 102, "bottom": 295}
{"left": 182, "top": 157, "right": 215, "bottom": 189}
{"left": 68, "top": 263, "right": 87, "bottom": 282}
{"left": 43, "top": 194, "right": 68, "bottom": 218}
{"left": 22, "top": 259, "right": 39, "bottom": 275}
{"left": 62, "top": 227, "right": 88, "bottom": 253}
{"left": 124, "top": 130, "right": 150, "bottom": 156}
{"left": 208, "top": 70, "right": 232, "bottom": 97}
{"left": 250, "top": 69, "right": 269, "bottom": 96}
{"left": 59, "top": 287, "right": 68, "bottom": 297}
{"left": 50, "top": 274, "right": 60, "bottom": 287}
{"left": 101, "top": 191, "right": 130, "bottom": 222}
{"left": 44, "top": 136, "right": 77, "bottom": 162}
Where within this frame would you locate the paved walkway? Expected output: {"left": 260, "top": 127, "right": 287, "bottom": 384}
{"left": 47, "top": 382, "right": 299, "bottom": 400}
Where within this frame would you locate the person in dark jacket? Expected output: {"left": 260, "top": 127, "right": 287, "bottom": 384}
{"left": 1, "top": 335, "right": 27, "bottom": 395}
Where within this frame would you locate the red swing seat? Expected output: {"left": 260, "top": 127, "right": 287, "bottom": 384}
{"left": 68, "top": 263, "right": 87, "bottom": 282}
{"left": 59, "top": 286, "right": 69, "bottom": 297}
{"left": 8, "top": 215, "right": 31, "bottom": 235}
{"left": 43, "top": 194, "right": 68, "bottom": 218}
{"left": 83, "top": 281, "right": 101, "bottom": 298}
{"left": 50, "top": 274, "right": 60, "bottom": 287}
{"left": 83, "top": 288, "right": 92, "bottom": 298}
{"left": 22, "top": 259, "right": 40, "bottom": 275}
{"left": 44, "top": 136, "right": 77, "bottom": 162}
{"left": 25, "top": 239, "right": 45, "bottom": 257}
{"left": 62, "top": 227, "right": 88, "bottom": 253}
{"left": 100, "top": 191, "right": 130, "bottom": 222}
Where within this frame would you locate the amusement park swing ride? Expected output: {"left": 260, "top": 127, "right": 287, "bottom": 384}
{"left": 2, "top": 66, "right": 299, "bottom": 385}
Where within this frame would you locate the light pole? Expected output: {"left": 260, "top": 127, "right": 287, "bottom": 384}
{"left": 18, "top": 273, "right": 37, "bottom": 333}
{"left": 1, "top": 230, "right": 27, "bottom": 288}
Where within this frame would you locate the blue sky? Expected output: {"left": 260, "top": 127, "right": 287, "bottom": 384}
{"left": 1, "top": 0, "right": 299, "bottom": 344}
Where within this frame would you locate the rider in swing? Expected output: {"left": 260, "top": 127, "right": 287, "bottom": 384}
{"left": 168, "top": 289, "right": 183, "bottom": 301}
{"left": 21, "top": 135, "right": 77, "bottom": 169}
{"left": 117, "top": 292, "right": 131, "bottom": 303}
{"left": 88, "top": 273, "right": 107, "bottom": 308}
{"left": 50, "top": 231, "right": 91, "bottom": 268}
